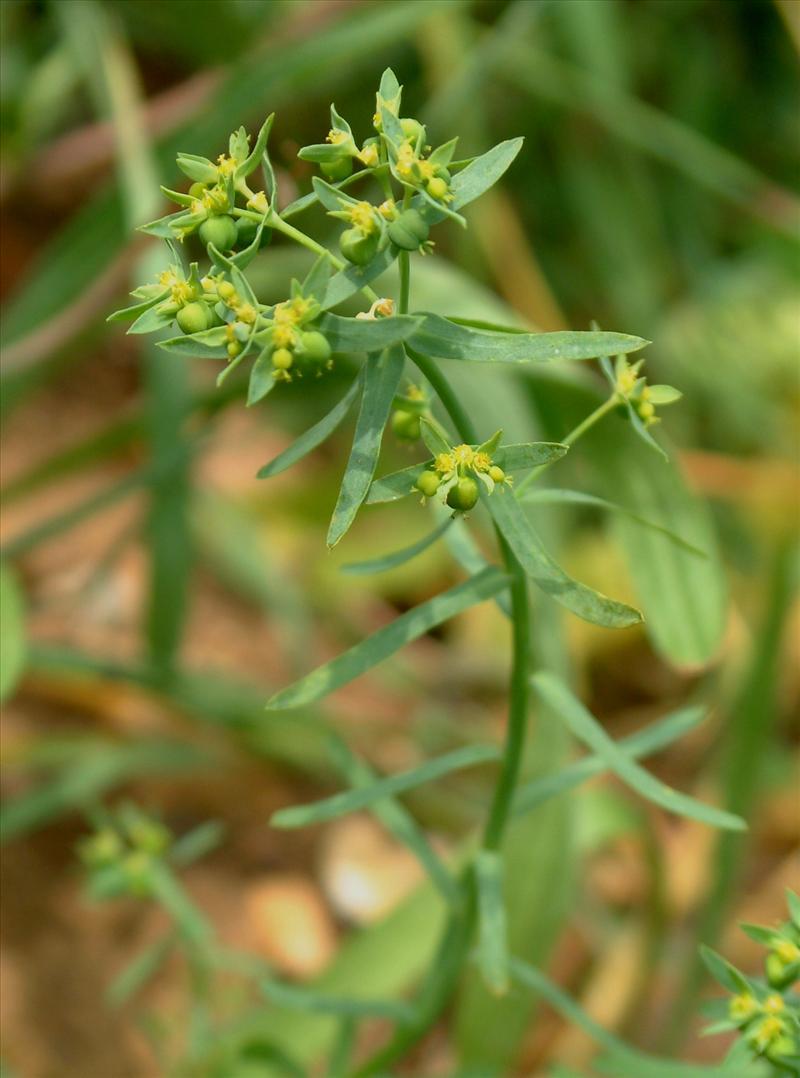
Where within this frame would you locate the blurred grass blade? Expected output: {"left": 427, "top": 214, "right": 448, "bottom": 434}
{"left": 521, "top": 488, "right": 706, "bottom": 556}
{"left": 257, "top": 373, "right": 363, "bottom": 479}
{"left": 261, "top": 978, "right": 416, "bottom": 1025}
{"left": 265, "top": 566, "right": 508, "bottom": 710}
{"left": 531, "top": 672, "right": 745, "bottom": 831}
{"left": 475, "top": 850, "right": 510, "bottom": 996}
{"left": 488, "top": 491, "right": 642, "bottom": 628}
{"left": 327, "top": 344, "right": 406, "bottom": 548}
{"left": 0, "top": 565, "right": 27, "bottom": 702}
{"left": 341, "top": 516, "right": 454, "bottom": 575}
{"left": 108, "top": 933, "right": 176, "bottom": 1006}
{"left": 170, "top": 821, "right": 225, "bottom": 868}
{"left": 408, "top": 319, "right": 647, "bottom": 364}
{"left": 271, "top": 744, "right": 501, "bottom": 829}
{"left": 512, "top": 706, "right": 706, "bottom": 816}
{"left": 328, "top": 734, "right": 459, "bottom": 904}
{"left": 148, "top": 862, "right": 212, "bottom": 947}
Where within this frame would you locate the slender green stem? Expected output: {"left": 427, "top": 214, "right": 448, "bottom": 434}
{"left": 398, "top": 252, "right": 410, "bottom": 315}
{"left": 514, "top": 393, "right": 619, "bottom": 496}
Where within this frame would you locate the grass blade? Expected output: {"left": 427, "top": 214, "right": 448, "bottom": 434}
{"left": 271, "top": 744, "right": 501, "bottom": 829}
{"left": 475, "top": 850, "right": 510, "bottom": 996}
{"left": 531, "top": 672, "right": 745, "bottom": 831}
{"left": 0, "top": 566, "right": 27, "bottom": 702}
{"left": 265, "top": 566, "right": 508, "bottom": 710}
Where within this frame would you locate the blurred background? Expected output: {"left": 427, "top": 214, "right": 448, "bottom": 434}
{"left": 0, "top": 0, "right": 798, "bottom": 1075}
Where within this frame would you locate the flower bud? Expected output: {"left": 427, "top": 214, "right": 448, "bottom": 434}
{"left": 488, "top": 465, "right": 505, "bottom": 484}
{"left": 426, "top": 176, "right": 450, "bottom": 201}
{"left": 391, "top": 409, "right": 421, "bottom": 441}
{"left": 198, "top": 214, "right": 238, "bottom": 252}
{"left": 416, "top": 470, "right": 440, "bottom": 498}
{"left": 447, "top": 476, "right": 479, "bottom": 512}
{"left": 272, "top": 347, "right": 293, "bottom": 371}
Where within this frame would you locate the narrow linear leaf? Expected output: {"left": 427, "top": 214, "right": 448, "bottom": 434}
{"left": 512, "top": 707, "right": 706, "bottom": 817}
{"left": 318, "top": 312, "right": 421, "bottom": 353}
{"left": 531, "top": 672, "right": 745, "bottom": 830}
{"left": 320, "top": 246, "right": 398, "bottom": 311}
{"left": 434, "top": 138, "right": 524, "bottom": 213}
{"left": 107, "top": 289, "right": 169, "bottom": 323}
{"left": 327, "top": 735, "right": 458, "bottom": 904}
{"left": 521, "top": 488, "right": 706, "bottom": 556}
{"left": 327, "top": 344, "right": 405, "bottom": 548}
{"left": 408, "top": 317, "right": 648, "bottom": 364}
{"left": 341, "top": 516, "right": 454, "bottom": 575}
{"left": 475, "top": 850, "right": 510, "bottom": 996}
{"left": 108, "top": 933, "right": 176, "bottom": 1006}
{"left": 420, "top": 416, "right": 453, "bottom": 458}
{"left": 128, "top": 305, "right": 176, "bottom": 335}
{"left": 271, "top": 743, "right": 501, "bottom": 829}
{"left": 261, "top": 979, "right": 416, "bottom": 1025}
{"left": 266, "top": 566, "right": 508, "bottom": 710}
{"left": 247, "top": 348, "right": 278, "bottom": 406}
{"left": 699, "top": 946, "right": 754, "bottom": 996}
{"left": 258, "top": 374, "right": 363, "bottom": 480}
{"left": 148, "top": 862, "right": 212, "bottom": 947}
{"left": 489, "top": 492, "right": 642, "bottom": 628}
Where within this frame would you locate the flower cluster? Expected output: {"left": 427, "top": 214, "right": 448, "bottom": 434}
{"left": 415, "top": 428, "right": 511, "bottom": 513}
{"left": 703, "top": 895, "right": 800, "bottom": 1070}
{"left": 79, "top": 803, "right": 173, "bottom": 899}
{"left": 613, "top": 355, "right": 682, "bottom": 428}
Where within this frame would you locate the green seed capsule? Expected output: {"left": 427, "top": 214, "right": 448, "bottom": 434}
{"left": 387, "top": 208, "right": 430, "bottom": 251}
{"left": 488, "top": 465, "right": 505, "bottom": 484}
{"left": 321, "top": 157, "right": 353, "bottom": 182}
{"left": 272, "top": 348, "right": 293, "bottom": 371}
{"left": 766, "top": 952, "right": 797, "bottom": 990}
{"left": 391, "top": 409, "right": 421, "bottom": 441}
{"left": 416, "top": 470, "right": 440, "bottom": 498}
{"left": 176, "top": 302, "right": 211, "bottom": 335}
{"left": 400, "top": 117, "right": 425, "bottom": 144}
{"left": 339, "top": 227, "right": 379, "bottom": 266}
{"left": 299, "top": 331, "right": 331, "bottom": 364}
{"left": 235, "top": 216, "right": 273, "bottom": 249}
{"left": 227, "top": 340, "right": 242, "bottom": 359}
{"left": 188, "top": 182, "right": 206, "bottom": 199}
{"left": 446, "top": 476, "right": 479, "bottom": 512}
{"left": 198, "top": 214, "right": 238, "bottom": 252}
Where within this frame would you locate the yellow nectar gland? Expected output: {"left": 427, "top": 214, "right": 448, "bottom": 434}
{"left": 348, "top": 201, "right": 378, "bottom": 234}
{"left": 416, "top": 159, "right": 435, "bottom": 181}
{"left": 453, "top": 444, "right": 476, "bottom": 469}
{"left": 435, "top": 452, "right": 456, "bottom": 475}
{"left": 236, "top": 303, "right": 257, "bottom": 325}
{"left": 272, "top": 324, "right": 297, "bottom": 349}
{"left": 729, "top": 993, "right": 758, "bottom": 1022}
{"left": 764, "top": 994, "right": 786, "bottom": 1015}
{"left": 473, "top": 452, "right": 492, "bottom": 472}
{"left": 327, "top": 129, "right": 349, "bottom": 145}
{"left": 358, "top": 144, "right": 379, "bottom": 168}
{"left": 247, "top": 191, "right": 269, "bottom": 214}
{"left": 171, "top": 281, "right": 194, "bottom": 305}
{"left": 216, "top": 154, "right": 237, "bottom": 177}
{"left": 775, "top": 940, "right": 800, "bottom": 964}
{"left": 395, "top": 142, "right": 416, "bottom": 180}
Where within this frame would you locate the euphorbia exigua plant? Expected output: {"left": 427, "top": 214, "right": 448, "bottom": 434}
{"left": 102, "top": 69, "right": 748, "bottom": 1076}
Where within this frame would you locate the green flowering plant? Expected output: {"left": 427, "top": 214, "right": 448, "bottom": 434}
{"left": 701, "top": 893, "right": 800, "bottom": 1074}
{"left": 102, "top": 67, "right": 745, "bottom": 1076}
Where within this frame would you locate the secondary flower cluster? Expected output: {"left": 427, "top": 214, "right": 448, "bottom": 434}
{"left": 415, "top": 429, "right": 511, "bottom": 512}
{"left": 79, "top": 804, "right": 172, "bottom": 899}
{"left": 613, "top": 355, "right": 682, "bottom": 428}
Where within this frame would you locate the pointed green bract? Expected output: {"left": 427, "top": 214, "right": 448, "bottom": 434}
{"left": 531, "top": 672, "right": 746, "bottom": 830}
{"left": 271, "top": 743, "right": 501, "bottom": 828}
{"left": 258, "top": 374, "right": 363, "bottom": 479}
{"left": 327, "top": 344, "right": 405, "bottom": 548}
{"left": 489, "top": 491, "right": 643, "bottom": 628}
{"left": 265, "top": 566, "right": 508, "bottom": 709}
{"left": 157, "top": 326, "right": 229, "bottom": 358}
{"left": 317, "top": 312, "right": 421, "bottom": 353}
{"left": 320, "top": 246, "right": 399, "bottom": 310}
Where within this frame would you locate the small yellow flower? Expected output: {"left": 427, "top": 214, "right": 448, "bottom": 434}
{"left": 216, "top": 154, "right": 237, "bottom": 177}
{"left": 617, "top": 368, "right": 637, "bottom": 396}
{"left": 729, "top": 993, "right": 758, "bottom": 1022}
{"left": 236, "top": 303, "right": 257, "bottom": 325}
{"left": 435, "top": 452, "right": 456, "bottom": 475}
{"left": 473, "top": 452, "right": 492, "bottom": 473}
{"left": 752, "top": 1015, "right": 784, "bottom": 1051}
{"left": 416, "top": 159, "right": 435, "bottom": 181}
{"left": 158, "top": 269, "right": 179, "bottom": 288}
{"left": 453, "top": 444, "right": 476, "bottom": 469}
{"left": 247, "top": 191, "right": 269, "bottom": 215}
{"left": 395, "top": 142, "right": 416, "bottom": 181}
{"left": 273, "top": 324, "right": 297, "bottom": 348}
{"left": 764, "top": 994, "right": 785, "bottom": 1015}
{"left": 775, "top": 940, "right": 800, "bottom": 964}
{"left": 326, "top": 129, "right": 349, "bottom": 145}
{"left": 377, "top": 199, "right": 396, "bottom": 220}
{"left": 347, "top": 201, "right": 378, "bottom": 234}
{"left": 358, "top": 144, "right": 379, "bottom": 168}
{"left": 171, "top": 281, "right": 194, "bottom": 305}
